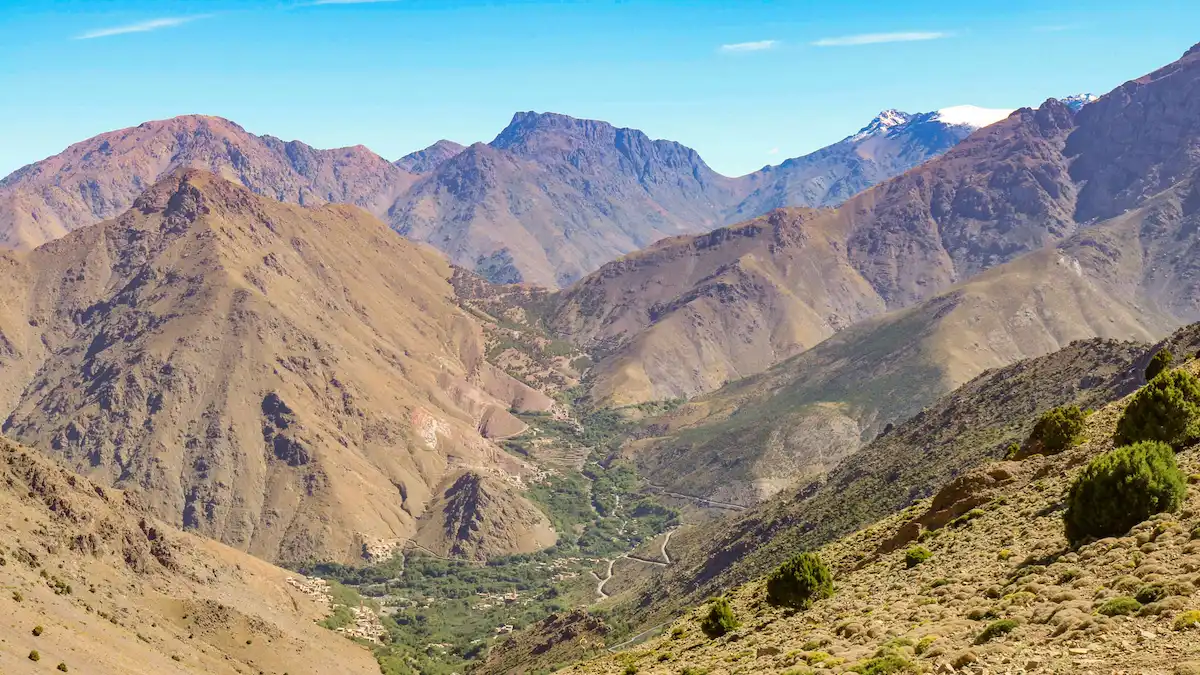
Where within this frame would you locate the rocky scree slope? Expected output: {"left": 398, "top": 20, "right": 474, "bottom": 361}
{"left": 570, "top": 353, "right": 1200, "bottom": 675}
{"left": 0, "top": 437, "right": 378, "bottom": 675}
{"left": 0, "top": 169, "right": 553, "bottom": 563}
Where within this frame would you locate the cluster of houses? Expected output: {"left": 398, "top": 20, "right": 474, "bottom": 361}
{"left": 471, "top": 590, "right": 523, "bottom": 610}
{"left": 285, "top": 575, "right": 332, "bottom": 611}
{"left": 335, "top": 605, "right": 388, "bottom": 643}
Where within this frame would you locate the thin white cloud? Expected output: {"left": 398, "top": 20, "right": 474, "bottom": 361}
{"left": 75, "top": 15, "right": 209, "bottom": 40}
{"left": 719, "top": 40, "right": 778, "bottom": 53}
{"left": 812, "top": 31, "right": 950, "bottom": 47}
{"left": 307, "top": 0, "right": 399, "bottom": 4}
{"left": 768, "top": 148, "right": 780, "bottom": 155}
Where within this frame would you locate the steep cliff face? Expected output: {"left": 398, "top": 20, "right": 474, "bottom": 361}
{"left": 0, "top": 170, "right": 552, "bottom": 563}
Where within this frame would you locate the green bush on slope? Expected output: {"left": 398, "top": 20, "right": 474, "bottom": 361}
{"left": 699, "top": 597, "right": 739, "bottom": 638}
{"left": 1113, "top": 369, "right": 1200, "bottom": 449}
{"left": 1064, "top": 441, "right": 1186, "bottom": 545}
{"left": 1023, "top": 405, "right": 1087, "bottom": 456}
{"left": 766, "top": 552, "right": 834, "bottom": 609}
{"left": 1146, "top": 349, "right": 1175, "bottom": 381}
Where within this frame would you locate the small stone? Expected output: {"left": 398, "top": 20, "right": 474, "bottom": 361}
{"left": 1068, "top": 647, "right": 1089, "bottom": 655}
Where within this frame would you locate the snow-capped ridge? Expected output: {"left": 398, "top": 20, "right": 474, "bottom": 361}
{"left": 931, "top": 105, "right": 1016, "bottom": 129}
{"left": 1060, "top": 93, "right": 1099, "bottom": 112}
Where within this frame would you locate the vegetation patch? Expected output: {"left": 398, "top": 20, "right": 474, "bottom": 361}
{"left": 1098, "top": 597, "right": 1142, "bottom": 616}
{"left": 1064, "top": 440, "right": 1186, "bottom": 545}
{"left": 1146, "top": 349, "right": 1175, "bottom": 381}
{"left": 699, "top": 597, "right": 739, "bottom": 638}
{"left": 904, "top": 546, "right": 932, "bottom": 569}
{"left": 974, "top": 619, "right": 1017, "bottom": 645}
{"left": 1113, "top": 369, "right": 1200, "bottom": 448}
{"left": 1022, "top": 405, "right": 1086, "bottom": 456}
{"left": 766, "top": 552, "right": 834, "bottom": 609}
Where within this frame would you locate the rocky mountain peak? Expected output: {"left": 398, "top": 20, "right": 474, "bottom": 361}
{"left": 849, "top": 109, "right": 914, "bottom": 140}
{"left": 394, "top": 139, "right": 467, "bottom": 173}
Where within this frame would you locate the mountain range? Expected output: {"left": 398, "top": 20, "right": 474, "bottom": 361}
{"left": 0, "top": 102, "right": 1025, "bottom": 288}
{"left": 578, "top": 46, "right": 1200, "bottom": 507}
{"left": 2, "top": 25, "right": 1195, "bottom": 675}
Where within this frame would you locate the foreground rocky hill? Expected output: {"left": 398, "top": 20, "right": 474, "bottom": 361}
{"left": 0, "top": 169, "right": 553, "bottom": 563}
{"left": 571, "top": 350, "right": 1200, "bottom": 675}
{"left": 0, "top": 437, "right": 377, "bottom": 675}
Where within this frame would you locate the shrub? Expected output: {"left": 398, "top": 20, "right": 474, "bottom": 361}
{"left": 58, "top": 663, "right": 69, "bottom": 672}
{"left": 699, "top": 597, "right": 739, "bottom": 638}
{"left": 904, "top": 546, "right": 932, "bottom": 569}
{"left": 1146, "top": 349, "right": 1175, "bottom": 381}
{"left": 1135, "top": 585, "right": 1168, "bottom": 605}
{"left": 1025, "top": 405, "right": 1087, "bottom": 455}
{"left": 623, "top": 665, "right": 638, "bottom": 675}
{"left": 766, "top": 552, "right": 834, "bottom": 608}
{"left": 1175, "top": 610, "right": 1200, "bottom": 631}
{"left": 29, "top": 650, "right": 40, "bottom": 662}
{"left": 1098, "top": 596, "right": 1141, "bottom": 616}
{"left": 1064, "top": 441, "right": 1186, "bottom": 545}
{"left": 32, "top": 625, "right": 44, "bottom": 636}
{"left": 915, "top": 635, "right": 938, "bottom": 655}
{"left": 974, "top": 619, "right": 1017, "bottom": 644}
{"left": 1113, "top": 369, "right": 1200, "bottom": 448}
{"left": 850, "top": 654, "right": 916, "bottom": 674}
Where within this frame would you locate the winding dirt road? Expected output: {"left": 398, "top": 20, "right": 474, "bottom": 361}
{"left": 591, "top": 528, "right": 677, "bottom": 600}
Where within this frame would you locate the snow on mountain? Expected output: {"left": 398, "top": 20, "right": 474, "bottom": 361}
{"left": 931, "top": 105, "right": 1016, "bottom": 129}
{"left": 850, "top": 109, "right": 914, "bottom": 141}
{"left": 1060, "top": 93, "right": 1099, "bottom": 111}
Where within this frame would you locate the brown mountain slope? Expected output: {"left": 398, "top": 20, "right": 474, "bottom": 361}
{"left": 627, "top": 244, "right": 1173, "bottom": 507}
{"left": 556, "top": 99, "right": 1078, "bottom": 404}
{"left": 0, "top": 169, "right": 552, "bottom": 563}
{"left": 0, "top": 114, "right": 418, "bottom": 250}
{"left": 414, "top": 469, "right": 557, "bottom": 560}
{"left": 573, "top": 359, "right": 1200, "bottom": 674}
{"left": 0, "top": 437, "right": 378, "bottom": 675}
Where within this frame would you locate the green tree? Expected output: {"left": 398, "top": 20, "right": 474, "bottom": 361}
{"left": 1024, "top": 405, "right": 1086, "bottom": 455}
{"left": 699, "top": 597, "right": 738, "bottom": 638}
{"left": 1064, "top": 441, "right": 1186, "bottom": 545}
{"left": 1113, "top": 369, "right": 1200, "bottom": 449}
{"left": 1146, "top": 349, "right": 1175, "bottom": 381}
{"left": 766, "top": 552, "right": 834, "bottom": 608}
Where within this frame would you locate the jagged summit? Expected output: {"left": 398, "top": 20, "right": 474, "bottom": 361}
{"left": 849, "top": 109, "right": 914, "bottom": 140}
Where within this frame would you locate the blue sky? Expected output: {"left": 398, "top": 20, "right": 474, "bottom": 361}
{"left": 1, "top": 0, "right": 1198, "bottom": 178}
